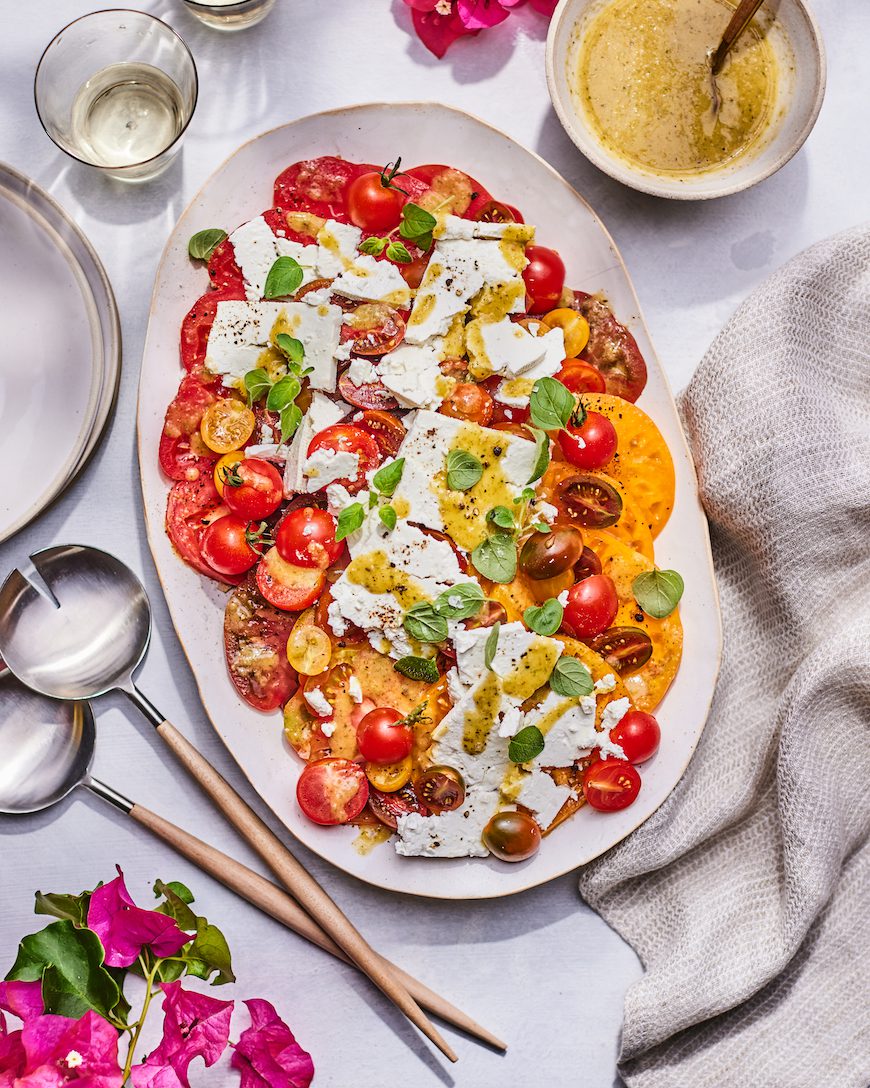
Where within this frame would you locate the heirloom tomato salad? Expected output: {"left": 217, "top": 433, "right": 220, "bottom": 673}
{"left": 159, "top": 155, "right": 683, "bottom": 862}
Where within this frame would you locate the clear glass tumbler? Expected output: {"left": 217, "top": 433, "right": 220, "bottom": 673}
{"left": 34, "top": 10, "right": 198, "bottom": 183}
{"left": 179, "top": 0, "right": 277, "bottom": 31}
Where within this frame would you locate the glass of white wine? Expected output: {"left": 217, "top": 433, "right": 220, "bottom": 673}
{"left": 34, "top": 10, "right": 198, "bottom": 183}
{"left": 179, "top": 0, "right": 277, "bottom": 31}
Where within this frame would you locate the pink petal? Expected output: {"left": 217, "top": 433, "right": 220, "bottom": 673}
{"left": 230, "top": 999, "right": 314, "bottom": 1088}
{"left": 0, "top": 982, "right": 44, "bottom": 1024}
{"left": 0, "top": 1025, "right": 26, "bottom": 1085}
{"left": 457, "top": 0, "right": 510, "bottom": 29}
{"left": 87, "top": 870, "right": 192, "bottom": 969}
{"left": 527, "top": 0, "right": 558, "bottom": 12}
{"left": 411, "top": 8, "right": 477, "bottom": 57}
{"left": 402, "top": 0, "right": 440, "bottom": 8}
{"left": 17, "top": 1011, "right": 122, "bottom": 1087}
{"left": 130, "top": 982, "right": 232, "bottom": 1088}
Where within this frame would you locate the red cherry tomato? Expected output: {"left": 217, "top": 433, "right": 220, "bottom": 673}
{"left": 439, "top": 382, "right": 494, "bottom": 426}
{"left": 346, "top": 172, "right": 403, "bottom": 232}
{"left": 357, "top": 707, "right": 414, "bottom": 764}
{"left": 354, "top": 410, "right": 407, "bottom": 457}
{"left": 562, "top": 574, "right": 618, "bottom": 638}
{"left": 200, "top": 515, "right": 259, "bottom": 576}
{"left": 276, "top": 507, "right": 343, "bottom": 570}
{"left": 523, "top": 246, "right": 566, "bottom": 315}
{"left": 222, "top": 458, "right": 284, "bottom": 520}
{"left": 610, "top": 710, "right": 661, "bottom": 764}
{"left": 256, "top": 547, "right": 325, "bottom": 611}
{"left": 556, "top": 360, "right": 607, "bottom": 395}
{"left": 307, "top": 424, "right": 380, "bottom": 493}
{"left": 557, "top": 411, "right": 618, "bottom": 470}
{"left": 414, "top": 766, "right": 465, "bottom": 814}
{"left": 582, "top": 758, "right": 641, "bottom": 812}
{"left": 296, "top": 758, "right": 369, "bottom": 825}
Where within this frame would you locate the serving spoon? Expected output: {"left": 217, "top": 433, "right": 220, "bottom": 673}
{"left": 0, "top": 666, "right": 504, "bottom": 1051}
{"left": 0, "top": 544, "right": 456, "bottom": 1063}
{"left": 707, "top": 0, "right": 767, "bottom": 121}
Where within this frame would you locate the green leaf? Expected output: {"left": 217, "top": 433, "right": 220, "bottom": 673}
{"left": 153, "top": 881, "right": 234, "bottom": 987}
{"left": 359, "top": 236, "right": 387, "bottom": 256}
{"left": 434, "top": 582, "right": 485, "bottom": 620}
{"left": 368, "top": 491, "right": 379, "bottom": 509}
{"left": 394, "top": 656, "right": 440, "bottom": 683}
{"left": 484, "top": 622, "right": 501, "bottom": 671}
{"left": 279, "top": 403, "right": 303, "bottom": 444}
{"left": 372, "top": 457, "right": 405, "bottom": 497}
{"left": 243, "top": 367, "right": 272, "bottom": 407}
{"left": 379, "top": 505, "right": 397, "bottom": 531}
{"left": 336, "top": 502, "right": 365, "bottom": 541}
{"left": 152, "top": 880, "right": 197, "bottom": 929}
{"left": 531, "top": 520, "right": 551, "bottom": 533}
{"left": 549, "top": 656, "right": 594, "bottom": 697}
{"left": 446, "top": 449, "right": 483, "bottom": 491}
{"left": 508, "top": 725, "right": 545, "bottom": 764}
{"left": 524, "top": 598, "right": 564, "bottom": 637}
{"left": 263, "top": 256, "right": 304, "bottom": 299}
{"left": 530, "top": 377, "right": 574, "bottom": 431}
{"left": 276, "top": 333, "right": 305, "bottom": 365}
{"left": 6, "top": 921, "right": 120, "bottom": 1019}
{"left": 399, "top": 202, "right": 436, "bottom": 250}
{"left": 471, "top": 533, "right": 517, "bottom": 584}
{"left": 403, "top": 602, "right": 449, "bottom": 644}
{"left": 486, "top": 505, "right": 515, "bottom": 532}
{"left": 34, "top": 889, "right": 92, "bottom": 927}
{"left": 162, "top": 881, "right": 194, "bottom": 905}
{"left": 527, "top": 427, "right": 551, "bottom": 484}
{"left": 632, "top": 569, "right": 684, "bottom": 619}
{"left": 386, "top": 240, "right": 412, "bottom": 264}
{"left": 266, "top": 374, "right": 301, "bottom": 412}
{"left": 188, "top": 228, "right": 227, "bottom": 261}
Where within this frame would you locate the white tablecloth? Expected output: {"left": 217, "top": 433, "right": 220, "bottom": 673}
{"left": 0, "top": 1, "right": 864, "bottom": 1084}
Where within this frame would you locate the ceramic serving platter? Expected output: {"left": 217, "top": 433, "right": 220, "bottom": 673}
{"left": 138, "top": 103, "right": 722, "bottom": 900}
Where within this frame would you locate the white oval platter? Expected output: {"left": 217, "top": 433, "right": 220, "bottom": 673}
{"left": 138, "top": 103, "right": 722, "bottom": 900}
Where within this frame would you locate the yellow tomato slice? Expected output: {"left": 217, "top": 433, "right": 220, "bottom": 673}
{"left": 540, "top": 307, "right": 590, "bottom": 358}
{"left": 365, "top": 756, "right": 413, "bottom": 793}
{"left": 200, "top": 399, "right": 255, "bottom": 454}
{"left": 213, "top": 450, "right": 245, "bottom": 495}
{"left": 287, "top": 623, "right": 333, "bottom": 676}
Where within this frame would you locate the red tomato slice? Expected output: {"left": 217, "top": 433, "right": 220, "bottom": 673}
{"left": 207, "top": 238, "right": 244, "bottom": 292}
{"left": 180, "top": 286, "right": 245, "bottom": 373}
{"left": 353, "top": 410, "right": 406, "bottom": 457}
{"left": 307, "top": 424, "right": 380, "bottom": 492}
{"left": 159, "top": 374, "right": 219, "bottom": 480}
{"left": 573, "top": 292, "right": 648, "bottom": 403}
{"left": 165, "top": 475, "right": 241, "bottom": 585}
{"left": 337, "top": 373, "right": 399, "bottom": 411}
{"left": 256, "top": 547, "right": 326, "bottom": 611}
{"left": 340, "top": 303, "right": 406, "bottom": 357}
{"left": 224, "top": 580, "right": 298, "bottom": 712}
{"left": 296, "top": 758, "right": 369, "bottom": 825}
{"left": 405, "top": 164, "right": 492, "bottom": 217}
{"left": 273, "top": 157, "right": 376, "bottom": 218}
{"left": 368, "top": 784, "right": 429, "bottom": 830}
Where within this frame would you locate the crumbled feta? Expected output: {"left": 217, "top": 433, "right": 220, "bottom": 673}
{"left": 228, "top": 215, "right": 319, "bottom": 301}
{"left": 243, "top": 443, "right": 289, "bottom": 461}
{"left": 283, "top": 392, "right": 347, "bottom": 496}
{"left": 557, "top": 589, "right": 570, "bottom": 607}
{"left": 377, "top": 342, "right": 454, "bottom": 410}
{"left": 325, "top": 482, "right": 359, "bottom": 517}
{"left": 594, "top": 674, "right": 617, "bottom": 695}
{"left": 396, "top": 805, "right": 491, "bottom": 858}
{"left": 303, "top": 447, "right": 359, "bottom": 490}
{"left": 346, "top": 357, "right": 378, "bottom": 386}
{"left": 533, "top": 500, "right": 559, "bottom": 525}
{"left": 316, "top": 220, "right": 363, "bottom": 279}
{"left": 465, "top": 317, "right": 565, "bottom": 381}
{"left": 600, "top": 697, "right": 631, "bottom": 735}
{"left": 303, "top": 686, "right": 333, "bottom": 718}
{"left": 348, "top": 675, "right": 363, "bottom": 703}
{"left": 331, "top": 256, "right": 411, "bottom": 307}
{"left": 436, "top": 215, "right": 535, "bottom": 243}
{"left": 512, "top": 768, "right": 574, "bottom": 828}
{"left": 525, "top": 690, "right": 626, "bottom": 764}
{"left": 321, "top": 720, "right": 336, "bottom": 738}
{"left": 326, "top": 598, "right": 348, "bottom": 637}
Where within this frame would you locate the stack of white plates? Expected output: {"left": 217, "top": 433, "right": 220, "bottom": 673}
{"left": 0, "top": 164, "right": 120, "bottom": 543}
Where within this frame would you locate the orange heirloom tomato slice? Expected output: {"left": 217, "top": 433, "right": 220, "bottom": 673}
{"left": 540, "top": 307, "right": 590, "bottom": 358}
{"left": 200, "top": 399, "right": 256, "bottom": 454}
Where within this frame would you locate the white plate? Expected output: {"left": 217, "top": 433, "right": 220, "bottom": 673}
{"left": 0, "top": 164, "right": 120, "bottom": 542}
{"left": 138, "top": 103, "right": 722, "bottom": 900}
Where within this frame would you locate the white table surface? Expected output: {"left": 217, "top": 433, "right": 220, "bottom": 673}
{"left": 0, "top": 1, "right": 865, "bottom": 1084}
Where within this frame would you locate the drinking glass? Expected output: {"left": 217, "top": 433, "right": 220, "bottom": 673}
{"left": 34, "top": 10, "right": 198, "bottom": 183}
{"left": 179, "top": 0, "right": 277, "bottom": 31}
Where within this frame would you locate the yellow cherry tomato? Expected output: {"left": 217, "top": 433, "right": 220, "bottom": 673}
{"left": 213, "top": 450, "right": 245, "bottom": 496}
{"left": 200, "top": 399, "right": 255, "bottom": 454}
{"left": 540, "top": 308, "right": 590, "bottom": 358}
{"left": 286, "top": 624, "right": 332, "bottom": 676}
{"left": 365, "top": 756, "right": 413, "bottom": 793}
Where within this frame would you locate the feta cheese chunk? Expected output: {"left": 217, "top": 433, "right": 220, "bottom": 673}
{"left": 283, "top": 392, "right": 347, "bottom": 496}
{"left": 437, "top": 215, "right": 535, "bottom": 243}
{"left": 465, "top": 317, "right": 565, "bottom": 381}
{"left": 315, "top": 220, "right": 363, "bottom": 279}
{"left": 377, "top": 342, "right": 455, "bottom": 410}
{"left": 511, "top": 768, "right": 574, "bottom": 828}
{"left": 331, "top": 255, "right": 411, "bottom": 307}
{"left": 524, "top": 690, "right": 627, "bottom": 764}
{"left": 453, "top": 621, "right": 562, "bottom": 695}
{"left": 228, "top": 216, "right": 319, "bottom": 301}
{"left": 303, "top": 686, "right": 333, "bottom": 718}
{"left": 302, "top": 447, "right": 359, "bottom": 490}
{"left": 396, "top": 805, "right": 491, "bottom": 859}
{"left": 346, "top": 357, "right": 378, "bottom": 386}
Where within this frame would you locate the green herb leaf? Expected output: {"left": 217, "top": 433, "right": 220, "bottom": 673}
{"left": 486, "top": 505, "right": 515, "bottom": 532}
{"left": 243, "top": 367, "right": 272, "bottom": 407}
{"left": 435, "top": 582, "right": 485, "bottom": 619}
{"left": 514, "top": 486, "right": 536, "bottom": 505}
{"left": 530, "top": 377, "right": 574, "bottom": 431}
{"left": 446, "top": 448, "right": 483, "bottom": 491}
{"left": 336, "top": 502, "right": 365, "bottom": 541}
{"left": 531, "top": 520, "right": 551, "bottom": 533}
{"left": 472, "top": 533, "right": 517, "bottom": 584}
{"left": 368, "top": 491, "right": 379, "bottom": 509}
{"left": 632, "top": 569, "right": 684, "bottom": 618}
{"left": 153, "top": 880, "right": 234, "bottom": 986}
{"left": 549, "top": 656, "right": 594, "bottom": 697}
{"left": 34, "top": 889, "right": 92, "bottom": 928}
{"left": 523, "top": 598, "right": 564, "bottom": 637}
{"left": 484, "top": 622, "right": 501, "bottom": 671}
{"left": 157, "top": 880, "right": 195, "bottom": 905}
{"left": 379, "top": 505, "right": 397, "bottom": 530}
{"left": 188, "top": 228, "right": 227, "bottom": 261}
{"left": 359, "top": 236, "right": 387, "bottom": 256}
{"left": 508, "top": 725, "right": 545, "bottom": 764}
{"left": 399, "top": 202, "right": 437, "bottom": 250}
{"left": 527, "top": 427, "right": 551, "bottom": 484}
{"left": 403, "top": 602, "right": 449, "bottom": 644}
{"left": 279, "top": 403, "right": 303, "bottom": 444}
{"left": 266, "top": 374, "right": 301, "bottom": 412}
{"left": 394, "top": 656, "right": 440, "bottom": 683}
{"left": 263, "top": 256, "right": 304, "bottom": 299}
{"left": 386, "top": 240, "right": 413, "bottom": 264}
{"left": 372, "top": 457, "right": 405, "bottom": 496}
{"left": 276, "top": 332, "right": 305, "bottom": 365}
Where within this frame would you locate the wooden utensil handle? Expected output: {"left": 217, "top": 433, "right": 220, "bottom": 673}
{"left": 129, "top": 801, "right": 505, "bottom": 1051}
{"left": 711, "top": 0, "right": 766, "bottom": 72}
{"left": 154, "top": 718, "right": 457, "bottom": 1062}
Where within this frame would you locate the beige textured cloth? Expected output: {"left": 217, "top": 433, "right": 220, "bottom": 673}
{"left": 578, "top": 226, "right": 870, "bottom": 1087}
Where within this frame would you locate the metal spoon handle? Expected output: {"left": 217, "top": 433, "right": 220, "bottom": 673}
{"left": 711, "top": 0, "right": 766, "bottom": 74}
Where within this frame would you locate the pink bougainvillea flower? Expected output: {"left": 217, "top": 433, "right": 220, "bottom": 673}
{"left": 86, "top": 869, "right": 192, "bottom": 969}
{"left": 410, "top": 7, "right": 478, "bottom": 58}
{"left": 130, "top": 982, "right": 232, "bottom": 1088}
{"left": 230, "top": 999, "right": 314, "bottom": 1088}
{"left": 457, "top": 0, "right": 511, "bottom": 29}
{"left": 0, "top": 1019, "right": 26, "bottom": 1087}
{"left": 0, "top": 983, "right": 43, "bottom": 1025}
{"left": 527, "top": 0, "right": 558, "bottom": 12}
{"left": 12, "top": 1010, "right": 123, "bottom": 1087}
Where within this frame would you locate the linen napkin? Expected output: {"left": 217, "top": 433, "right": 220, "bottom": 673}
{"left": 578, "top": 225, "right": 870, "bottom": 1087}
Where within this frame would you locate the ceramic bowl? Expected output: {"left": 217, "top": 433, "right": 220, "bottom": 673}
{"left": 546, "top": 0, "right": 826, "bottom": 200}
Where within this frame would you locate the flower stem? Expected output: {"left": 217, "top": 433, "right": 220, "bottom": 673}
{"left": 122, "top": 956, "right": 159, "bottom": 1081}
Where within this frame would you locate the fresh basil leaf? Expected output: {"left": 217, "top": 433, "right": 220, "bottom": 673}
{"left": 276, "top": 333, "right": 305, "bottom": 365}
{"left": 399, "top": 202, "right": 436, "bottom": 248}
{"left": 360, "top": 236, "right": 387, "bottom": 256}
{"left": 368, "top": 491, "right": 379, "bottom": 509}
{"left": 386, "top": 240, "right": 412, "bottom": 264}
{"left": 244, "top": 367, "right": 272, "bottom": 407}
{"left": 523, "top": 598, "right": 564, "bottom": 637}
{"left": 632, "top": 569, "right": 684, "bottom": 618}
{"left": 263, "top": 256, "right": 304, "bottom": 299}
{"left": 372, "top": 457, "right": 405, "bottom": 497}
{"left": 446, "top": 448, "right": 483, "bottom": 491}
{"left": 379, "top": 505, "right": 397, "bottom": 531}
{"left": 508, "top": 725, "right": 545, "bottom": 764}
{"left": 514, "top": 486, "right": 536, "bottom": 505}
{"left": 549, "top": 656, "right": 594, "bottom": 697}
{"left": 394, "top": 656, "right": 440, "bottom": 683}
{"left": 266, "top": 374, "right": 301, "bottom": 412}
{"left": 403, "top": 602, "right": 449, "bottom": 644}
{"left": 435, "top": 582, "right": 485, "bottom": 620}
{"left": 530, "top": 377, "right": 574, "bottom": 431}
{"left": 336, "top": 502, "right": 365, "bottom": 541}
{"left": 188, "top": 228, "right": 227, "bottom": 261}
{"left": 486, "top": 505, "right": 515, "bottom": 532}
{"left": 484, "top": 622, "right": 501, "bottom": 671}
{"left": 34, "top": 888, "right": 93, "bottom": 928}
{"left": 279, "top": 403, "right": 303, "bottom": 444}
{"left": 527, "top": 426, "right": 551, "bottom": 484}
{"left": 472, "top": 533, "right": 517, "bottom": 584}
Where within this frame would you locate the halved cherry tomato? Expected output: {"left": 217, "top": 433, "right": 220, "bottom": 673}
{"left": 276, "top": 507, "right": 343, "bottom": 569}
{"left": 256, "top": 547, "right": 325, "bottom": 611}
{"left": 307, "top": 424, "right": 380, "bottom": 492}
{"left": 296, "top": 758, "right": 369, "bottom": 825}
{"left": 346, "top": 171, "right": 404, "bottom": 232}
{"left": 159, "top": 374, "right": 219, "bottom": 480}
{"left": 523, "top": 246, "right": 566, "bottom": 315}
{"left": 582, "top": 758, "right": 641, "bottom": 812}
{"left": 573, "top": 291, "right": 647, "bottom": 403}
{"left": 222, "top": 458, "right": 284, "bottom": 520}
{"left": 357, "top": 707, "right": 414, "bottom": 764}
{"left": 368, "top": 784, "right": 428, "bottom": 830}
{"left": 224, "top": 581, "right": 298, "bottom": 712}
{"left": 365, "top": 756, "right": 413, "bottom": 793}
{"left": 557, "top": 411, "right": 618, "bottom": 471}
{"left": 472, "top": 199, "right": 520, "bottom": 224}
{"left": 201, "top": 515, "right": 259, "bottom": 576}
{"left": 588, "top": 627, "right": 654, "bottom": 675}
{"left": 213, "top": 450, "right": 245, "bottom": 496}
{"left": 519, "top": 527, "right": 583, "bottom": 581}
{"left": 341, "top": 303, "right": 406, "bottom": 356}
{"left": 439, "top": 382, "right": 493, "bottom": 426}
{"left": 483, "top": 811, "right": 541, "bottom": 862}
{"left": 574, "top": 545, "right": 603, "bottom": 581}
{"left": 610, "top": 709, "right": 660, "bottom": 764}
{"left": 540, "top": 308, "right": 590, "bottom": 357}
{"left": 562, "top": 574, "right": 618, "bottom": 639}
{"left": 415, "top": 766, "right": 465, "bottom": 813}
{"left": 556, "top": 360, "right": 607, "bottom": 395}
{"left": 286, "top": 621, "right": 332, "bottom": 676}
{"left": 200, "top": 399, "right": 256, "bottom": 454}
{"left": 337, "top": 373, "right": 398, "bottom": 411}
{"left": 554, "top": 473, "right": 623, "bottom": 528}
{"left": 354, "top": 410, "right": 406, "bottom": 457}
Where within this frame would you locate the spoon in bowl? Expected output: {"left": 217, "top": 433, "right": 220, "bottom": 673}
{"left": 0, "top": 544, "right": 456, "bottom": 1063}
{"left": 706, "top": 0, "right": 767, "bottom": 122}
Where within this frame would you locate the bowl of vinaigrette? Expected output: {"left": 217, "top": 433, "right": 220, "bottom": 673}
{"left": 546, "top": 0, "right": 825, "bottom": 199}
